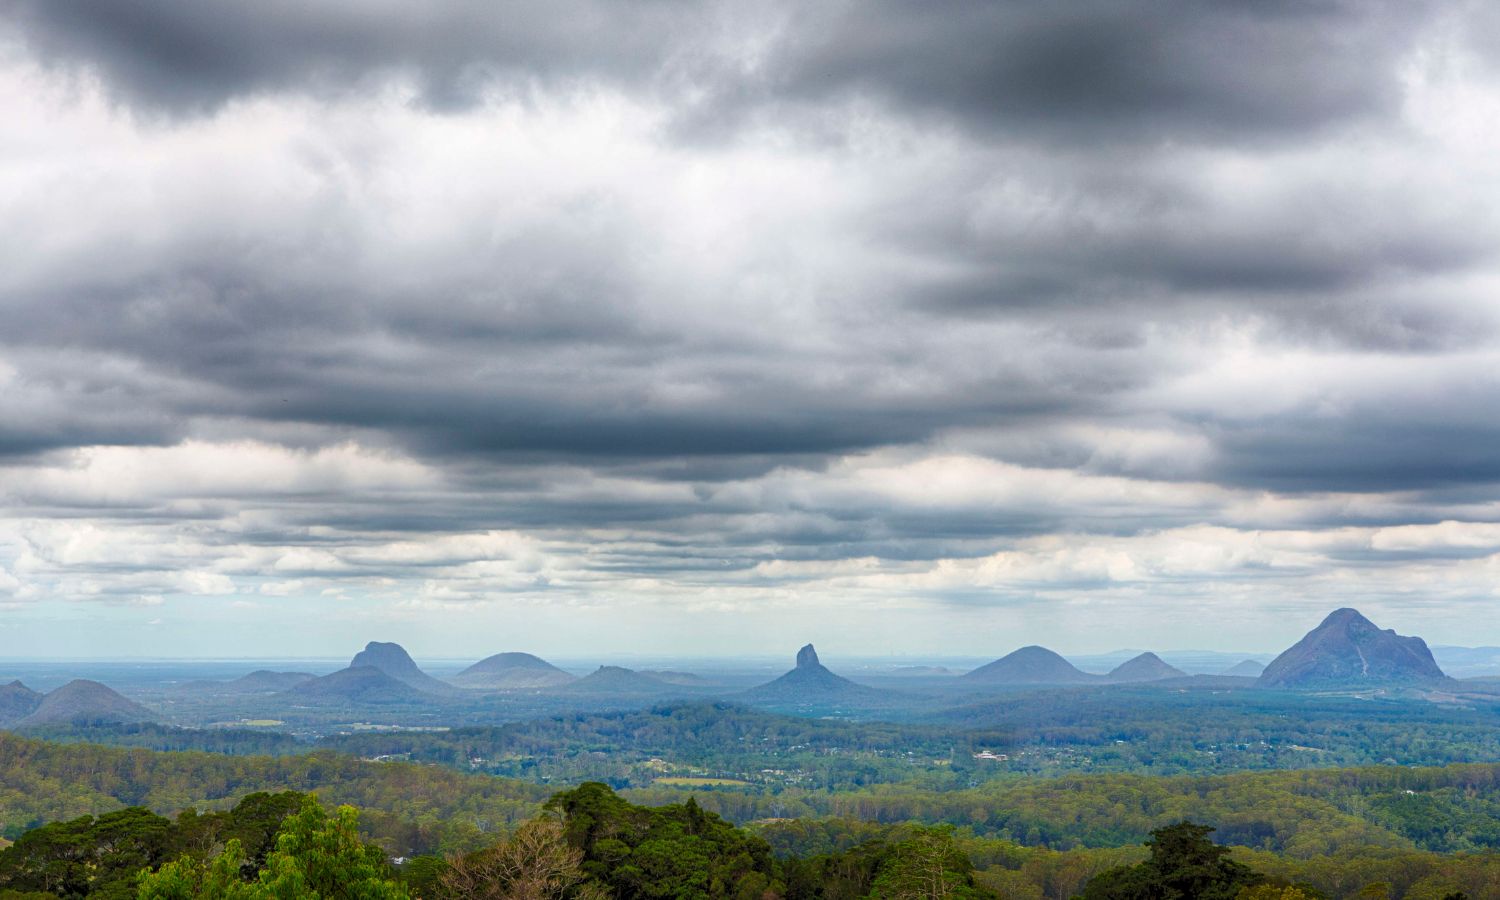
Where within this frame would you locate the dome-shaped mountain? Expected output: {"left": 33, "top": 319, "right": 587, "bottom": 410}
{"left": 741, "top": 644, "right": 883, "bottom": 704}
{"left": 452, "top": 652, "right": 577, "bottom": 690}
{"left": 0, "top": 681, "right": 43, "bottom": 726}
{"left": 1106, "top": 652, "right": 1186, "bottom": 683}
{"left": 1258, "top": 608, "right": 1447, "bottom": 689}
{"left": 963, "top": 646, "right": 1097, "bottom": 684}
{"left": 15, "top": 679, "right": 154, "bottom": 728}
{"left": 348, "top": 641, "right": 458, "bottom": 695}
{"left": 283, "top": 666, "right": 435, "bottom": 704}
{"left": 1221, "top": 659, "right": 1266, "bottom": 678}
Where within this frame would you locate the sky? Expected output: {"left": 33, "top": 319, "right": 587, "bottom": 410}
{"left": 2, "top": 1, "right": 1500, "bottom": 659}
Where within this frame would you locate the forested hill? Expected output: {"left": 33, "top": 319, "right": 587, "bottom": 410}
{"left": 0, "top": 732, "right": 547, "bottom": 856}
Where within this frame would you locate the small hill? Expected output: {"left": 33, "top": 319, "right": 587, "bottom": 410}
{"left": 1258, "top": 608, "right": 1447, "bottom": 689}
{"left": 963, "top": 646, "right": 1097, "bottom": 684}
{"left": 741, "top": 644, "right": 883, "bottom": 704}
{"left": 889, "top": 666, "right": 957, "bottom": 677}
{"left": 564, "top": 666, "right": 680, "bottom": 694}
{"left": 637, "top": 670, "right": 711, "bottom": 686}
{"left": 283, "top": 666, "right": 435, "bottom": 705}
{"left": 1107, "top": 652, "right": 1186, "bottom": 683}
{"left": 231, "top": 670, "right": 318, "bottom": 691}
{"left": 176, "top": 670, "right": 317, "bottom": 694}
{"left": 15, "top": 680, "right": 154, "bottom": 728}
{"left": 452, "top": 652, "right": 576, "bottom": 690}
{"left": 348, "top": 642, "right": 458, "bottom": 695}
{"left": 0, "top": 681, "right": 43, "bottom": 726}
{"left": 1221, "top": 659, "right": 1266, "bottom": 678}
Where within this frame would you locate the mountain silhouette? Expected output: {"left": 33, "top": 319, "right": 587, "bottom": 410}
{"left": 0, "top": 681, "right": 43, "bottom": 726}
{"left": 348, "top": 642, "right": 459, "bottom": 695}
{"left": 452, "top": 652, "right": 577, "bottom": 689}
{"left": 283, "top": 665, "right": 436, "bottom": 704}
{"left": 563, "top": 666, "right": 689, "bottom": 694}
{"left": 1221, "top": 659, "right": 1266, "bottom": 678}
{"left": 742, "top": 644, "right": 883, "bottom": 704}
{"left": 963, "top": 646, "right": 1097, "bottom": 684}
{"left": 15, "top": 680, "right": 154, "bottom": 728}
{"left": 1258, "top": 608, "right": 1447, "bottom": 688}
{"left": 1107, "top": 652, "right": 1186, "bottom": 683}
{"left": 175, "top": 670, "right": 317, "bottom": 694}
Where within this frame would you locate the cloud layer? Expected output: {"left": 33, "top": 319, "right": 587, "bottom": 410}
{"left": 1, "top": 2, "right": 1499, "bottom": 656}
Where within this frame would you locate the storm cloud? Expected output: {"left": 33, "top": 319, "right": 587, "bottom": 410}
{"left": 1, "top": 1, "right": 1498, "bottom": 656}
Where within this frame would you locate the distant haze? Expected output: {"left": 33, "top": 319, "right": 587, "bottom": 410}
{"left": 3, "top": 3, "right": 1500, "bottom": 657}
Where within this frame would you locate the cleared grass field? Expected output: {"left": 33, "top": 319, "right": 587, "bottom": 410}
{"left": 653, "top": 776, "right": 751, "bottom": 787}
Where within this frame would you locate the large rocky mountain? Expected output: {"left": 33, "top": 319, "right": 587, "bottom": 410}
{"left": 283, "top": 665, "right": 434, "bottom": 705}
{"left": 1258, "top": 608, "right": 1447, "bottom": 688}
{"left": 963, "top": 646, "right": 1097, "bottom": 684}
{"left": 452, "top": 652, "right": 577, "bottom": 690}
{"left": 0, "top": 681, "right": 43, "bottom": 726}
{"left": 741, "top": 644, "right": 883, "bottom": 703}
{"left": 15, "top": 679, "right": 154, "bottom": 728}
{"left": 1106, "top": 652, "right": 1186, "bottom": 683}
{"left": 348, "top": 642, "right": 459, "bottom": 695}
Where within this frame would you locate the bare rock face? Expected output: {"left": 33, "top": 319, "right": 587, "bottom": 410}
{"left": 796, "top": 644, "right": 820, "bottom": 669}
{"left": 1258, "top": 608, "right": 1446, "bottom": 688}
{"left": 348, "top": 641, "right": 458, "bottom": 694}
{"left": 743, "top": 644, "right": 882, "bottom": 703}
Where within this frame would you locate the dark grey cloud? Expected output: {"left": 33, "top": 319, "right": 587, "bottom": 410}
{"left": 2, "top": 0, "right": 720, "bottom": 113}
{"left": 757, "top": 0, "right": 1441, "bottom": 142}
{"left": 6, "top": 0, "right": 1444, "bottom": 145}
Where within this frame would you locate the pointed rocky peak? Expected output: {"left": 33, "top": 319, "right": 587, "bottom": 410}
{"left": 743, "top": 643, "right": 882, "bottom": 704}
{"left": 796, "top": 644, "right": 821, "bottom": 669}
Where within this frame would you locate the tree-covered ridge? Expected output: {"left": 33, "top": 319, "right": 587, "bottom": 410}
{"left": 0, "top": 733, "right": 547, "bottom": 856}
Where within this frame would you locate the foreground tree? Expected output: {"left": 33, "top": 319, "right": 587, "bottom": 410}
{"left": 138, "top": 796, "right": 409, "bottom": 899}
{"left": 438, "top": 817, "right": 607, "bottom": 900}
{"left": 1076, "top": 822, "right": 1261, "bottom": 900}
